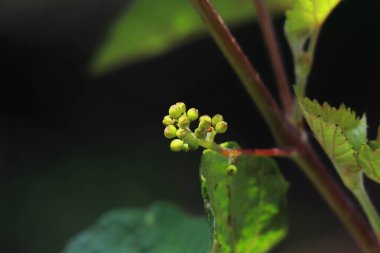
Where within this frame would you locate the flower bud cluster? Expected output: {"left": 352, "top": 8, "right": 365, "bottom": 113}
{"left": 162, "top": 102, "right": 229, "bottom": 152}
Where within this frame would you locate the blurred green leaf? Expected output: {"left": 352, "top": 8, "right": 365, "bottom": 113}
{"left": 200, "top": 142, "right": 288, "bottom": 253}
{"left": 285, "top": 0, "right": 341, "bottom": 40}
{"left": 63, "top": 202, "right": 210, "bottom": 253}
{"left": 90, "top": 0, "right": 293, "bottom": 75}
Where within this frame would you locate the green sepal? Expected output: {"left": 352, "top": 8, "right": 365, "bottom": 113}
{"left": 200, "top": 142, "right": 288, "bottom": 253}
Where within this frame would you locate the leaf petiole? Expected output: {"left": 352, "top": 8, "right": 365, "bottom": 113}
{"left": 221, "top": 147, "right": 297, "bottom": 158}
{"left": 352, "top": 178, "right": 380, "bottom": 240}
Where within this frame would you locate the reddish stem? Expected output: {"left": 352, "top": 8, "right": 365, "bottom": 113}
{"left": 222, "top": 147, "right": 296, "bottom": 158}
{"left": 252, "top": 0, "right": 293, "bottom": 115}
{"left": 189, "top": 0, "right": 380, "bottom": 252}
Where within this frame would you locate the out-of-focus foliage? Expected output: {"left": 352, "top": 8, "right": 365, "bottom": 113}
{"left": 90, "top": 0, "right": 293, "bottom": 75}
{"left": 285, "top": 0, "right": 341, "bottom": 40}
{"left": 200, "top": 142, "right": 289, "bottom": 253}
{"left": 63, "top": 202, "right": 210, "bottom": 253}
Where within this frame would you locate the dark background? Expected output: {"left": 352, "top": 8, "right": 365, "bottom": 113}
{"left": 1, "top": 0, "right": 380, "bottom": 252}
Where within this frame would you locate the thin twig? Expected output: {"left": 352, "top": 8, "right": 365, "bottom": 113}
{"left": 189, "top": 0, "right": 285, "bottom": 143}
{"left": 189, "top": 0, "right": 380, "bottom": 252}
{"left": 252, "top": 0, "right": 293, "bottom": 115}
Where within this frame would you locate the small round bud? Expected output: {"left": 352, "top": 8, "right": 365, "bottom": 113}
{"left": 199, "top": 120, "right": 211, "bottom": 130}
{"left": 215, "top": 121, "right": 228, "bottom": 134}
{"left": 178, "top": 115, "right": 190, "bottom": 128}
{"left": 182, "top": 143, "right": 190, "bottom": 152}
{"left": 199, "top": 115, "right": 212, "bottom": 123}
{"left": 225, "top": 164, "right": 238, "bottom": 176}
{"left": 162, "top": 115, "right": 174, "bottom": 126}
{"left": 176, "top": 102, "right": 186, "bottom": 114}
{"left": 187, "top": 108, "right": 199, "bottom": 121}
{"left": 164, "top": 125, "right": 177, "bottom": 139}
{"left": 176, "top": 128, "right": 187, "bottom": 139}
{"left": 169, "top": 104, "right": 182, "bottom": 119}
{"left": 212, "top": 114, "right": 224, "bottom": 126}
{"left": 195, "top": 128, "right": 207, "bottom": 139}
{"left": 170, "top": 139, "right": 184, "bottom": 152}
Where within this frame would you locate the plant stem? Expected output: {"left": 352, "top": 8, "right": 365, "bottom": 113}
{"left": 293, "top": 140, "right": 380, "bottom": 253}
{"left": 189, "top": 0, "right": 285, "bottom": 144}
{"left": 190, "top": 0, "right": 380, "bottom": 252}
{"left": 252, "top": 0, "right": 293, "bottom": 116}
{"left": 291, "top": 31, "right": 319, "bottom": 124}
{"left": 352, "top": 176, "right": 380, "bottom": 240}
{"left": 198, "top": 139, "right": 222, "bottom": 152}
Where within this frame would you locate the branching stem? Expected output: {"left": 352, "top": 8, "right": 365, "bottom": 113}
{"left": 189, "top": 0, "right": 380, "bottom": 252}
{"left": 189, "top": 0, "right": 285, "bottom": 144}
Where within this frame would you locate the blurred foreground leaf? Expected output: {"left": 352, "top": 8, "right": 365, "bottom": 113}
{"left": 285, "top": 0, "right": 341, "bottom": 39}
{"left": 63, "top": 202, "right": 210, "bottom": 253}
{"left": 200, "top": 142, "right": 289, "bottom": 253}
{"left": 90, "top": 0, "right": 293, "bottom": 75}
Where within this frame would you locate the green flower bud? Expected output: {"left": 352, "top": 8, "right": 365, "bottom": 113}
{"left": 183, "top": 134, "right": 199, "bottom": 150}
{"left": 176, "top": 128, "right": 187, "bottom": 139}
{"left": 195, "top": 127, "right": 207, "bottom": 139}
{"left": 212, "top": 114, "right": 224, "bottom": 126}
{"left": 164, "top": 125, "right": 177, "bottom": 139}
{"left": 187, "top": 108, "right": 199, "bottom": 121}
{"left": 162, "top": 115, "right": 174, "bottom": 126}
{"left": 225, "top": 164, "right": 238, "bottom": 176}
{"left": 215, "top": 121, "right": 228, "bottom": 133}
{"left": 169, "top": 104, "right": 182, "bottom": 119}
{"left": 199, "top": 120, "right": 211, "bottom": 130}
{"left": 182, "top": 143, "right": 190, "bottom": 152}
{"left": 170, "top": 139, "right": 184, "bottom": 152}
{"left": 176, "top": 102, "right": 186, "bottom": 114}
{"left": 178, "top": 115, "right": 190, "bottom": 128}
{"left": 199, "top": 115, "right": 212, "bottom": 123}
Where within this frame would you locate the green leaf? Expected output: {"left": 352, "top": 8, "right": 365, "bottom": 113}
{"left": 200, "top": 142, "right": 288, "bottom": 253}
{"left": 299, "top": 97, "right": 367, "bottom": 188}
{"left": 63, "top": 202, "right": 210, "bottom": 253}
{"left": 300, "top": 97, "right": 367, "bottom": 151}
{"left": 285, "top": 0, "right": 341, "bottom": 39}
{"left": 358, "top": 144, "right": 380, "bottom": 184}
{"left": 90, "top": 0, "right": 293, "bottom": 75}
{"left": 368, "top": 126, "right": 380, "bottom": 150}
{"left": 299, "top": 98, "right": 380, "bottom": 235}
{"left": 284, "top": 0, "right": 342, "bottom": 98}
